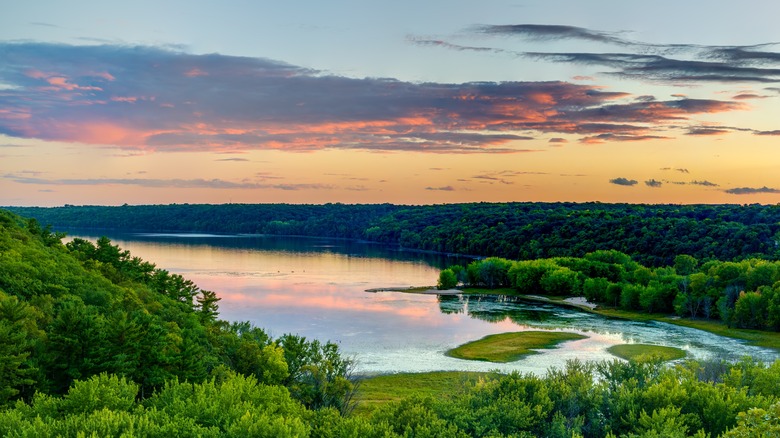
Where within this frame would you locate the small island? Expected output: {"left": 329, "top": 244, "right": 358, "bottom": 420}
{"left": 446, "top": 331, "right": 587, "bottom": 363}
{"left": 607, "top": 344, "right": 686, "bottom": 362}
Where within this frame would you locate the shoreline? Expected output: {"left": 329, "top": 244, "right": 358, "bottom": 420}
{"left": 368, "top": 286, "right": 780, "bottom": 352}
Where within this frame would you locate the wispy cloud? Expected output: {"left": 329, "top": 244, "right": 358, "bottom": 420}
{"left": 724, "top": 186, "right": 780, "bottom": 195}
{"left": 609, "top": 177, "right": 638, "bottom": 186}
{"left": 215, "top": 157, "right": 250, "bottom": 162}
{"left": 0, "top": 42, "right": 752, "bottom": 153}
{"left": 690, "top": 180, "right": 719, "bottom": 187}
{"left": 462, "top": 24, "right": 780, "bottom": 84}
{"left": 425, "top": 185, "right": 456, "bottom": 191}
{"left": 3, "top": 174, "right": 332, "bottom": 190}
{"left": 645, "top": 179, "right": 662, "bottom": 188}
{"left": 686, "top": 128, "right": 730, "bottom": 136}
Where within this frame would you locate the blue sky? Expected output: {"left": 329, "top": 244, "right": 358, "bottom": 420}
{"left": 2, "top": 1, "right": 780, "bottom": 205}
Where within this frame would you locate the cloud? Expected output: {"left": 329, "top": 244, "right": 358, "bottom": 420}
{"left": 580, "top": 133, "right": 669, "bottom": 144}
{"left": 424, "top": 24, "right": 780, "bottom": 84}
{"left": 548, "top": 137, "right": 568, "bottom": 144}
{"left": 0, "top": 42, "right": 754, "bottom": 154}
{"left": 690, "top": 180, "right": 719, "bottom": 187}
{"left": 686, "top": 128, "right": 730, "bottom": 136}
{"left": 3, "top": 174, "right": 333, "bottom": 190}
{"left": 755, "top": 130, "right": 780, "bottom": 136}
{"left": 215, "top": 158, "right": 249, "bottom": 162}
{"left": 472, "top": 24, "right": 634, "bottom": 46}
{"left": 609, "top": 177, "right": 638, "bottom": 186}
{"left": 425, "top": 185, "right": 456, "bottom": 191}
{"left": 733, "top": 93, "right": 768, "bottom": 100}
{"left": 724, "top": 186, "right": 780, "bottom": 195}
{"left": 645, "top": 179, "right": 662, "bottom": 187}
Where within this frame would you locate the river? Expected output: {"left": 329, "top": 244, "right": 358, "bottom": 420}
{"left": 68, "top": 231, "right": 779, "bottom": 374}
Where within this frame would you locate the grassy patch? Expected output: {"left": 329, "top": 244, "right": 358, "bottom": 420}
{"left": 353, "top": 371, "right": 491, "bottom": 415}
{"left": 607, "top": 344, "right": 686, "bottom": 362}
{"left": 460, "top": 287, "right": 518, "bottom": 296}
{"left": 446, "top": 331, "right": 587, "bottom": 363}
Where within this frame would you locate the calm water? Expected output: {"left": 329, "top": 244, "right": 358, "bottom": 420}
{"left": 69, "top": 232, "right": 779, "bottom": 374}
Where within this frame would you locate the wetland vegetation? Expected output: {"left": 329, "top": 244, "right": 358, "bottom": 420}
{"left": 446, "top": 331, "right": 587, "bottom": 363}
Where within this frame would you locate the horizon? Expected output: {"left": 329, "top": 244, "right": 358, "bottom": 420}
{"left": 2, "top": 1, "right": 780, "bottom": 206}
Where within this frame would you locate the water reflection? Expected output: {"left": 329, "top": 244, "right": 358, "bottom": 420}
{"left": 68, "top": 231, "right": 779, "bottom": 375}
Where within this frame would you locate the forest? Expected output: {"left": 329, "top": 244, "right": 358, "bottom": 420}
{"left": 441, "top": 251, "right": 780, "bottom": 331}
{"left": 2, "top": 206, "right": 780, "bottom": 436}
{"left": 8, "top": 202, "right": 780, "bottom": 267}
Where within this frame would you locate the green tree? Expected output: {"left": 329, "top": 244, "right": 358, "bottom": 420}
{"left": 674, "top": 255, "right": 698, "bottom": 276}
{"left": 0, "top": 294, "right": 40, "bottom": 405}
{"left": 437, "top": 269, "right": 458, "bottom": 290}
{"left": 196, "top": 289, "right": 221, "bottom": 322}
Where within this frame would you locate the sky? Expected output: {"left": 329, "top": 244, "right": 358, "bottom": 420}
{"left": 2, "top": 0, "right": 780, "bottom": 206}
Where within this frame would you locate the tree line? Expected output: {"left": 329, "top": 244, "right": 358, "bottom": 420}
{"left": 8, "top": 202, "right": 780, "bottom": 267}
{"left": 439, "top": 250, "right": 780, "bottom": 331}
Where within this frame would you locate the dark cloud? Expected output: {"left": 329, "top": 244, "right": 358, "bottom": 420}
{"left": 425, "top": 25, "right": 780, "bottom": 84}
{"left": 425, "top": 186, "right": 456, "bottom": 191}
{"left": 686, "top": 128, "right": 730, "bottom": 136}
{"left": 690, "top": 180, "right": 719, "bottom": 187}
{"left": 0, "top": 42, "right": 753, "bottom": 154}
{"left": 548, "top": 137, "right": 568, "bottom": 144}
{"left": 4, "top": 174, "right": 332, "bottom": 190}
{"left": 733, "top": 93, "right": 768, "bottom": 100}
{"left": 472, "top": 24, "right": 632, "bottom": 46}
{"left": 609, "top": 177, "right": 638, "bottom": 186}
{"left": 645, "top": 179, "right": 662, "bottom": 187}
{"left": 215, "top": 158, "right": 250, "bottom": 162}
{"left": 725, "top": 186, "right": 780, "bottom": 195}
{"left": 755, "top": 130, "right": 780, "bottom": 136}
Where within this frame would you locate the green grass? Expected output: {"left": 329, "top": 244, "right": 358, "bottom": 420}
{"left": 460, "top": 287, "right": 518, "bottom": 296}
{"left": 446, "top": 331, "right": 587, "bottom": 363}
{"left": 353, "top": 371, "right": 491, "bottom": 415}
{"left": 607, "top": 344, "right": 687, "bottom": 362}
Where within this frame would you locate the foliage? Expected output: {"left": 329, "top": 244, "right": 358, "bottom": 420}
{"left": 0, "top": 209, "right": 356, "bottom": 414}
{"left": 447, "top": 250, "right": 780, "bottom": 332}
{"left": 5, "top": 207, "right": 780, "bottom": 436}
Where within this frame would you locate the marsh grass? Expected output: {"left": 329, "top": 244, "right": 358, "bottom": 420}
{"left": 353, "top": 371, "right": 491, "bottom": 415}
{"left": 446, "top": 331, "right": 587, "bottom": 363}
{"left": 607, "top": 344, "right": 686, "bottom": 362}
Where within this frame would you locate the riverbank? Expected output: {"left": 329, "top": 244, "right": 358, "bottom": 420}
{"left": 372, "top": 286, "right": 780, "bottom": 352}
{"left": 509, "top": 292, "right": 780, "bottom": 351}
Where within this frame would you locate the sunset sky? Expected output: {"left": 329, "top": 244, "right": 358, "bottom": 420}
{"left": 2, "top": 0, "right": 780, "bottom": 206}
